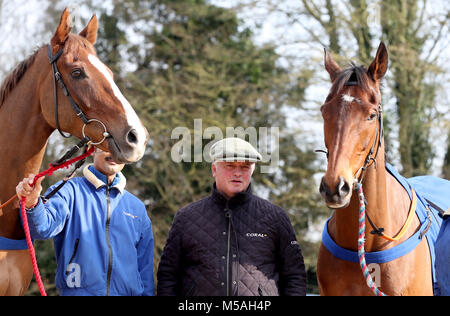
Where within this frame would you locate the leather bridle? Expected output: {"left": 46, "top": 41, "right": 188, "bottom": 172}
{"left": 47, "top": 44, "right": 109, "bottom": 145}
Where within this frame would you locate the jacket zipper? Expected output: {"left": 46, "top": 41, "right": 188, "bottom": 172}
{"left": 105, "top": 186, "right": 113, "bottom": 296}
{"left": 65, "top": 238, "right": 80, "bottom": 275}
{"left": 225, "top": 209, "right": 231, "bottom": 296}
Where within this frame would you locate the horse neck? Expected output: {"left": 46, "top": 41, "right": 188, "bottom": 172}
{"left": 0, "top": 48, "right": 53, "bottom": 239}
{"left": 331, "top": 141, "right": 411, "bottom": 251}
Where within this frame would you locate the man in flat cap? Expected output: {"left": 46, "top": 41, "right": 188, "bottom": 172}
{"left": 157, "top": 137, "right": 307, "bottom": 296}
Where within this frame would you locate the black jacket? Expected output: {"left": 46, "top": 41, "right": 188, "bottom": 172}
{"left": 157, "top": 183, "right": 307, "bottom": 296}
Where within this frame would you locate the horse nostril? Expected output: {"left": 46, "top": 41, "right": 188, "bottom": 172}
{"left": 338, "top": 176, "right": 350, "bottom": 197}
{"left": 319, "top": 178, "right": 330, "bottom": 196}
{"left": 126, "top": 129, "right": 138, "bottom": 145}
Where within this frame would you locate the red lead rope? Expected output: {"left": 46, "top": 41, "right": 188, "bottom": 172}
{"left": 20, "top": 198, "right": 47, "bottom": 296}
{"left": 19, "top": 146, "right": 95, "bottom": 296}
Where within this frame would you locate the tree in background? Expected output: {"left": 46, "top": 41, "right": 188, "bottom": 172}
{"left": 443, "top": 131, "right": 450, "bottom": 179}
{"left": 380, "top": 0, "right": 444, "bottom": 176}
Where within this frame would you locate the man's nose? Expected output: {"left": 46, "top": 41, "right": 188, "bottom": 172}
{"left": 233, "top": 167, "right": 243, "bottom": 175}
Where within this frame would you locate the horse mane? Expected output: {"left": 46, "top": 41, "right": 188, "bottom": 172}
{"left": 327, "top": 62, "right": 373, "bottom": 100}
{"left": 0, "top": 45, "right": 44, "bottom": 107}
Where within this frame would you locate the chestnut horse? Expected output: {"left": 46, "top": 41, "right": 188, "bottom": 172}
{"left": 0, "top": 9, "right": 148, "bottom": 295}
{"left": 316, "top": 42, "right": 441, "bottom": 295}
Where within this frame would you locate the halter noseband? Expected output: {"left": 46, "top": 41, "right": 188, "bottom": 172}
{"left": 47, "top": 45, "right": 109, "bottom": 145}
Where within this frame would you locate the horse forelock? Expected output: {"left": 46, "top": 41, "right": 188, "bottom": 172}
{"left": 327, "top": 64, "right": 373, "bottom": 101}
{"left": 0, "top": 45, "right": 44, "bottom": 107}
{"left": 65, "top": 34, "right": 96, "bottom": 58}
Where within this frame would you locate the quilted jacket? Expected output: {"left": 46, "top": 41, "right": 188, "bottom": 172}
{"left": 157, "top": 183, "right": 307, "bottom": 296}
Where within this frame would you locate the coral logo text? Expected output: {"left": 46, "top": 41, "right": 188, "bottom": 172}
{"left": 246, "top": 233, "right": 268, "bottom": 238}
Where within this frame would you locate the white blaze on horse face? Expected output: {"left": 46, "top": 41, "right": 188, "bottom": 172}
{"left": 342, "top": 94, "right": 361, "bottom": 104}
{"left": 87, "top": 54, "right": 146, "bottom": 151}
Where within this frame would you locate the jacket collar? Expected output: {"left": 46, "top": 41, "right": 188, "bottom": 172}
{"left": 83, "top": 164, "right": 126, "bottom": 194}
{"left": 211, "top": 182, "right": 253, "bottom": 209}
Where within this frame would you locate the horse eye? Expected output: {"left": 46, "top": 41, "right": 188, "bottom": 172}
{"left": 71, "top": 69, "right": 84, "bottom": 79}
{"left": 367, "top": 112, "right": 377, "bottom": 121}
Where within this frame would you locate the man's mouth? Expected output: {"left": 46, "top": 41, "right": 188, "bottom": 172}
{"left": 230, "top": 179, "right": 243, "bottom": 184}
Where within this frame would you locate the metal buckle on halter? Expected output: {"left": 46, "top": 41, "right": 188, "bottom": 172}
{"left": 54, "top": 71, "right": 62, "bottom": 81}
{"left": 82, "top": 119, "right": 110, "bottom": 146}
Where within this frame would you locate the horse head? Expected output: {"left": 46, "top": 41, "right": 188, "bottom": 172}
{"left": 319, "top": 42, "right": 388, "bottom": 209}
{"left": 40, "top": 9, "right": 148, "bottom": 163}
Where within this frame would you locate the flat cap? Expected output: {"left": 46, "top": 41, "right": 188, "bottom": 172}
{"left": 210, "top": 137, "right": 262, "bottom": 162}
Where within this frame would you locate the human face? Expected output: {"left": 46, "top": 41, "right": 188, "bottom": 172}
{"left": 93, "top": 149, "right": 125, "bottom": 183}
{"left": 212, "top": 161, "right": 255, "bottom": 199}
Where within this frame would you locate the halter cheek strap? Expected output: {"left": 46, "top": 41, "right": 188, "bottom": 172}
{"left": 48, "top": 45, "right": 90, "bottom": 138}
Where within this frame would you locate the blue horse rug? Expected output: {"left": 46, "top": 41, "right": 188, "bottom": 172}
{"left": 0, "top": 236, "right": 28, "bottom": 250}
{"left": 321, "top": 163, "right": 448, "bottom": 293}
{"left": 0, "top": 207, "right": 31, "bottom": 250}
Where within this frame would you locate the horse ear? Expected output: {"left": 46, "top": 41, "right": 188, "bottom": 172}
{"left": 51, "top": 8, "right": 73, "bottom": 50}
{"left": 79, "top": 14, "right": 98, "bottom": 45}
{"left": 324, "top": 48, "right": 341, "bottom": 82}
{"left": 368, "top": 42, "right": 388, "bottom": 81}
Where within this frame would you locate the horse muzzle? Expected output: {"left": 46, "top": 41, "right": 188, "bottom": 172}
{"left": 319, "top": 176, "right": 352, "bottom": 209}
{"left": 107, "top": 126, "right": 148, "bottom": 164}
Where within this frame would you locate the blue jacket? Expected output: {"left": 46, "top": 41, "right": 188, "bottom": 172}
{"left": 25, "top": 165, "right": 154, "bottom": 296}
{"left": 435, "top": 215, "right": 450, "bottom": 296}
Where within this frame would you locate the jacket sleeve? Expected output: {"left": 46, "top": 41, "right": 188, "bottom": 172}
{"left": 137, "top": 210, "right": 155, "bottom": 296}
{"left": 156, "top": 210, "right": 184, "bottom": 296}
{"left": 24, "top": 182, "right": 72, "bottom": 240}
{"left": 276, "top": 208, "right": 307, "bottom": 296}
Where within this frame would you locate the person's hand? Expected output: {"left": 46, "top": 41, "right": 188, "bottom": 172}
{"left": 16, "top": 174, "right": 45, "bottom": 209}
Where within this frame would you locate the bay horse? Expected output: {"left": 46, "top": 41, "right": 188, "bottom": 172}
{"left": 0, "top": 9, "right": 148, "bottom": 295}
{"left": 316, "top": 42, "right": 444, "bottom": 295}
